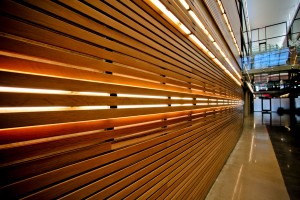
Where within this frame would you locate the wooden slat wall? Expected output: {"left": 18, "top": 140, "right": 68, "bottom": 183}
{"left": 0, "top": 0, "right": 243, "bottom": 199}
{"left": 204, "top": 0, "right": 241, "bottom": 65}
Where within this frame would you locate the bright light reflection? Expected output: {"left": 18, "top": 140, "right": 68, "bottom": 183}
{"left": 249, "top": 135, "right": 254, "bottom": 162}
{"left": 208, "top": 34, "right": 214, "bottom": 42}
{"left": 207, "top": 51, "right": 215, "bottom": 59}
{"left": 118, "top": 94, "right": 168, "bottom": 99}
{"left": 232, "top": 165, "right": 243, "bottom": 199}
{"left": 150, "top": 0, "right": 167, "bottom": 13}
{"left": 0, "top": 106, "right": 70, "bottom": 113}
{"left": 188, "top": 10, "right": 205, "bottom": 30}
{"left": 0, "top": 87, "right": 110, "bottom": 96}
{"left": 220, "top": 50, "right": 226, "bottom": 58}
{"left": 171, "top": 97, "right": 193, "bottom": 100}
{"left": 179, "top": 0, "right": 189, "bottom": 9}
{"left": 230, "top": 31, "right": 235, "bottom": 39}
{"left": 217, "top": 0, "right": 224, "bottom": 13}
{"left": 165, "top": 10, "right": 180, "bottom": 24}
{"left": 76, "top": 106, "right": 110, "bottom": 110}
{"left": 196, "top": 98, "right": 208, "bottom": 101}
{"left": 223, "top": 14, "right": 229, "bottom": 25}
{"left": 227, "top": 24, "right": 232, "bottom": 32}
{"left": 0, "top": 106, "right": 111, "bottom": 113}
{"left": 213, "top": 42, "right": 221, "bottom": 51}
{"left": 189, "top": 34, "right": 208, "bottom": 51}
{"left": 149, "top": 0, "right": 242, "bottom": 86}
{"left": 118, "top": 104, "right": 168, "bottom": 109}
{"left": 179, "top": 23, "right": 191, "bottom": 34}
{"left": 77, "top": 92, "right": 109, "bottom": 96}
{"left": 0, "top": 86, "right": 70, "bottom": 94}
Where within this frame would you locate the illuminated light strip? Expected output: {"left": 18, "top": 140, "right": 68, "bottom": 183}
{"left": 179, "top": 23, "right": 191, "bottom": 34}
{"left": 196, "top": 98, "right": 208, "bottom": 100}
{"left": 118, "top": 104, "right": 168, "bottom": 109}
{"left": 226, "top": 58, "right": 241, "bottom": 79}
{"left": 0, "top": 86, "right": 71, "bottom": 94}
{"left": 217, "top": 0, "right": 241, "bottom": 55}
{"left": 207, "top": 33, "right": 214, "bottom": 42}
{"left": 77, "top": 91, "right": 110, "bottom": 96}
{"left": 213, "top": 42, "right": 221, "bottom": 51}
{"left": 118, "top": 93, "right": 168, "bottom": 99}
{"left": 0, "top": 86, "right": 110, "bottom": 96}
{"left": 246, "top": 81, "right": 254, "bottom": 93}
{"left": 187, "top": 8, "right": 242, "bottom": 80}
{"left": 149, "top": 0, "right": 241, "bottom": 86}
{"left": 217, "top": 0, "right": 225, "bottom": 13}
{"left": 189, "top": 34, "right": 215, "bottom": 59}
{"left": 150, "top": 0, "right": 190, "bottom": 35}
{"left": 0, "top": 106, "right": 111, "bottom": 113}
{"left": 188, "top": 10, "right": 208, "bottom": 34}
{"left": 189, "top": 34, "right": 208, "bottom": 51}
{"left": 179, "top": 0, "right": 190, "bottom": 9}
{"left": 0, "top": 106, "right": 70, "bottom": 113}
{"left": 75, "top": 106, "right": 110, "bottom": 110}
{"left": 170, "top": 104, "right": 193, "bottom": 107}
{"left": 0, "top": 51, "right": 100, "bottom": 73}
{"left": 171, "top": 97, "right": 193, "bottom": 100}
{"left": 182, "top": 1, "right": 241, "bottom": 82}
{"left": 223, "top": 13, "right": 229, "bottom": 25}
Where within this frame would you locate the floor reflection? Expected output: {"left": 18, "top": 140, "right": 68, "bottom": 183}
{"left": 267, "top": 126, "right": 300, "bottom": 200}
{"left": 254, "top": 112, "right": 300, "bottom": 199}
{"left": 205, "top": 114, "right": 289, "bottom": 200}
{"left": 253, "top": 112, "right": 299, "bottom": 127}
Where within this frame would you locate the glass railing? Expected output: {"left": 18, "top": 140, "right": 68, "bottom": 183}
{"left": 243, "top": 45, "right": 300, "bottom": 70}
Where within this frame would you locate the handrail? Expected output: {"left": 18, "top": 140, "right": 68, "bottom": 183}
{"left": 243, "top": 46, "right": 300, "bottom": 70}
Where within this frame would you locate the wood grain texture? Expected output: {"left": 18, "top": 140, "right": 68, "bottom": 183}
{"left": 0, "top": 0, "right": 243, "bottom": 199}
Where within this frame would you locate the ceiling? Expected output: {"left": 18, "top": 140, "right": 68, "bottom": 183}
{"left": 247, "top": 0, "right": 300, "bottom": 30}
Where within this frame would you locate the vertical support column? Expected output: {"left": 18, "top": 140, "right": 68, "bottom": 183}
{"left": 244, "top": 90, "right": 250, "bottom": 117}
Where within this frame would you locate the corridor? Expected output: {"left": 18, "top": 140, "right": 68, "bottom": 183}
{"left": 206, "top": 115, "right": 290, "bottom": 200}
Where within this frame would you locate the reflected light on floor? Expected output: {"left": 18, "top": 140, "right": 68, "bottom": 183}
{"left": 249, "top": 135, "right": 255, "bottom": 162}
{"left": 232, "top": 164, "right": 243, "bottom": 200}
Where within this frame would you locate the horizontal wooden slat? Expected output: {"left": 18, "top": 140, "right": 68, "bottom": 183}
{"left": 0, "top": 113, "right": 214, "bottom": 187}
{"left": 0, "top": 0, "right": 240, "bottom": 94}
{"left": 87, "top": 114, "right": 238, "bottom": 199}
{"left": 0, "top": 67, "right": 232, "bottom": 99}
{"left": 1, "top": 111, "right": 239, "bottom": 199}
{"left": 0, "top": 0, "right": 243, "bottom": 199}
{"left": 0, "top": 92, "right": 204, "bottom": 107}
{"left": 0, "top": 112, "right": 216, "bottom": 166}
{"left": 0, "top": 106, "right": 230, "bottom": 145}
{"left": 0, "top": 104, "right": 235, "bottom": 129}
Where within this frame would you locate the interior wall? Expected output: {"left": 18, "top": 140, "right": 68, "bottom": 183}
{"left": 0, "top": 0, "right": 243, "bottom": 199}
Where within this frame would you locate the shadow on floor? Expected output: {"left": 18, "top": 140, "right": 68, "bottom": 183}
{"left": 266, "top": 125, "right": 300, "bottom": 200}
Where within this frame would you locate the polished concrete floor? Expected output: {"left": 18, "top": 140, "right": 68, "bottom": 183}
{"left": 267, "top": 125, "right": 300, "bottom": 199}
{"left": 205, "top": 114, "right": 290, "bottom": 200}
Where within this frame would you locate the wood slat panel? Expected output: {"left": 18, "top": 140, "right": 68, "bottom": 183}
{"left": 92, "top": 114, "right": 238, "bottom": 199}
{"left": 0, "top": 0, "right": 243, "bottom": 199}
{"left": 0, "top": 0, "right": 240, "bottom": 95}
